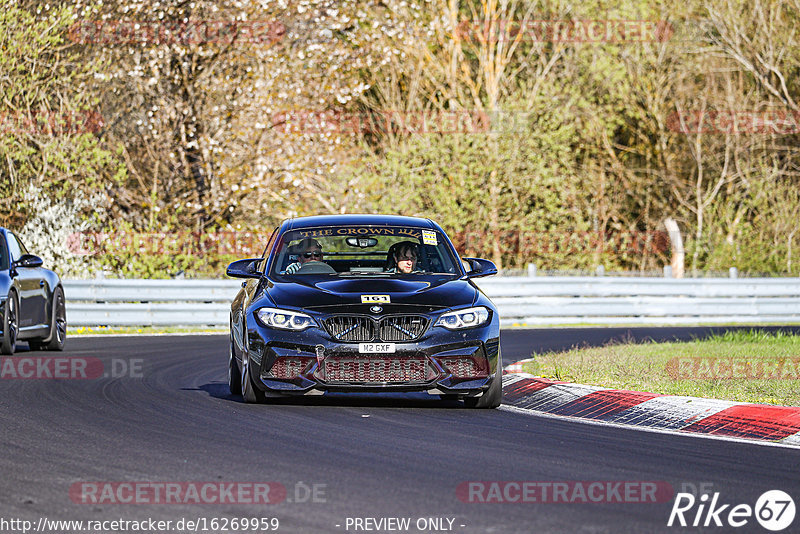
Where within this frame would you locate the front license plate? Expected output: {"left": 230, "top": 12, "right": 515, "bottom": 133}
{"left": 358, "top": 343, "right": 396, "bottom": 354}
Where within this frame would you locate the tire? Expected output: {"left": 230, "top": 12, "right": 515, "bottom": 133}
{"left": 241, "top": 352, "right": 266, "bottom": 403}
{"left": 228, "top": 339, "right": 242, "bottom": 396}
{"left": 44, "top": 286, "right": 66, "bottom": 351}
{"left": 464, "top": 351, "right": 503, "bottom": 409}
{"left": 1, "top": 292, "right": 19, "bottom": 355}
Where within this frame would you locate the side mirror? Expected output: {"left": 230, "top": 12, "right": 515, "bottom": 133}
{"left": 14, "top": 254, "right": 44, "bottom": 268}
{"left": 462, "top": 257, "right": 497, "bottom": 279}
{"left": 226, "top": 258, "right": 262, "bottom": 279}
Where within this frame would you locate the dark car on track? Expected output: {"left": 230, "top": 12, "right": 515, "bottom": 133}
{"left": 226, "top": 214, "right": 502, "bottom": 407}
{"left": 0, "top": 228, "right": 66, "bottom": 354}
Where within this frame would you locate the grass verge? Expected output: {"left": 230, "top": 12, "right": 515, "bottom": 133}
{"left": 70, "top": 325, "right": 226, "bottom": 335}
{"left": 520, "top": 330, "right": 800, "bottom": 406}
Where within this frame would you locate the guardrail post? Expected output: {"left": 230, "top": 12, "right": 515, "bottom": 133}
{"left": 527, "top": 263, "right": 537, "bottom": 277}
{"left": 596, "top": 265, "right": 605, "bottom": 277}
{"left": 664, "top": 265, "right": 673, "bottom": 278}
{"left": 664, "top": 217, "right": 685, "bottom": 278}
{"left": 729, "top": 267, "right": 738, "bottom": 279}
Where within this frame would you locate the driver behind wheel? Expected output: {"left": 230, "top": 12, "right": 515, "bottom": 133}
{"left": 285, "top": 238, "right": 324, "bottom": 274}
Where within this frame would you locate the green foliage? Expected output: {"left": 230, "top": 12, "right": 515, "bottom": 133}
{"left": 352, "top": 87, "right": 653, "bottom": 268}
{"left": 708, "top": 329, "right": 800, "bottom": 343}
{"left": 3, "top": 0, "right": 799, "bottom": 277}
{"left": 0, "top": 3, "right": 125, "bottom": 232}
{"left": 524, "top": 332, "right": 800, "bottom": 406}
{"left": 98, "top": 253, "right": 238, "bottom": 279}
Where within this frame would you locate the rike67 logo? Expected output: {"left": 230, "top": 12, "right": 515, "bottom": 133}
{"left": 668, "top": 490, "right": 795, "bottom": 531}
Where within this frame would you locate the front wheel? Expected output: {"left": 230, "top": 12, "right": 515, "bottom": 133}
{"left": 241, "top": 353, "right": 266, "bottom": 403}
{"left": 1, "top": 292, "right": 18, "bottom": 355}
{"left": 228, "top": 340, "right": 242, "bottom": 396}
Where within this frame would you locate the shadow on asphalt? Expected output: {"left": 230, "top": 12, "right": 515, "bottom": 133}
{"left": 190, "top": 382, "right": 475, "bottom": 409}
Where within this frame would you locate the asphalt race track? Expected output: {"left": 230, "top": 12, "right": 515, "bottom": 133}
{"left": 2, "top": 328, "right": 799, "bottom": 534}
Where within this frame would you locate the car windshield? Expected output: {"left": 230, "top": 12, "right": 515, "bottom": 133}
{"left": 270, "top": 225, "right": 461, "bottom": 277}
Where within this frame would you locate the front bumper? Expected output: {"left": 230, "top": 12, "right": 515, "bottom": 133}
{"left": 244, "top": 313, "right": 501, "bottom": 396}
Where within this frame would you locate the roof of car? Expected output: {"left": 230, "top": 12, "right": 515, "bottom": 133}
{"left": 282, "top": 214, "right": 438, "bottom": 231}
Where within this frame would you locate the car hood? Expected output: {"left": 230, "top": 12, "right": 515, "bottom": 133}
{"left": 264, "top": 276, "right": 477, "bottom": 311}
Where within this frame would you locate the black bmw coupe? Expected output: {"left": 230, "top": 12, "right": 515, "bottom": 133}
{"left": 0, "top": 228, "right": 66, "bottom": 354}
{"left": 226, "top": 214, "right": 502, "bottom": 407}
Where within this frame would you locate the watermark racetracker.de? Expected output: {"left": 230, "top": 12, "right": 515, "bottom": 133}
{"left": 66, "top": 231, "right": 270, "bottom": 257}
{"left": 0, "top": 109, "right": 104, "bottom": 135}
{"left": 455, "top": 19, "right": 674, "bottom": 43}
{"left": 666, "top": 357, "right": 800, "bottom": 380}
{"left": 68, "top": 480, "right": 325, "bottom": 504}
{"left": 66, "top": 229, "right": 669, "bottom": 259}
{"left": 0, "top": 516, "right": 280, "bottom": 533}
{"left": 667, "top": 110, "right": 800, "bottom": 135}
{"left": 68, "top": 19, "right": 286, "bottom": 46}
{"left": 270, "top": 109, "right": 495, "bottom": 135}
{"left": 457, "top": 480, "right": 674, "bottom": 503}
{"left": 453, "top": 229, "right": 669, "bottom": 257}
{"left": 0, "top": 357, "right": 143, "bottom": 379}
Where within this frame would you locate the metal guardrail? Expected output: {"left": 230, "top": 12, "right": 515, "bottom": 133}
{"left": 64, "top": 279, "right": 242, "bottom": 326}
{"left": 62, "top": 277, "right": 800, "bottom": 327}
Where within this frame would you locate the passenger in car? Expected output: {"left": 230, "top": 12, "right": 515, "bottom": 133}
{"left": 386, "top": 241, "right": 420, "bottom": 273}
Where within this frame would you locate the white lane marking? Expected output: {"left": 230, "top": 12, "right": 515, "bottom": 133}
{"left": 501, "top": 374, "right": 528, "bottom": 387}
{"left": 510, "top": 382, "right": 607, "bottom": 412}
{"left": 604, "top": 395, "right": 737, "bottom": 429}
{"left": 504, "top": 358, "right": 535, "bottom": 374}
{"left": 781, "top": 431, "right": 800, "bottom": 446}
{"left": 506, "top": 372, "right": 540, "bottom": 379}
{"left": 499, "top": 404, "right": 800, "bottom": 450}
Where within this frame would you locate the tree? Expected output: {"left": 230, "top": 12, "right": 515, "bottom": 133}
{"left": 0, "top": 2, "right": 125, "bottom": 230}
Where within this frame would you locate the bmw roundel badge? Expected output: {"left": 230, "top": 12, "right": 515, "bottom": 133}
{"left": 370, "top": 306, "right": 383, "bottom": 314}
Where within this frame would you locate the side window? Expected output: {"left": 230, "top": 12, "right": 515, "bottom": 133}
{"left": 259, "top": 227, "right": 279, "bottom": 272}
{"left": 0, "top": 235, "right": 8, "bottom": 270}
{"left": 6, "top": 232, "right": 25, "bottom": 263}
{"left": 16, "top": 235, "right": 29, "bottom": 255}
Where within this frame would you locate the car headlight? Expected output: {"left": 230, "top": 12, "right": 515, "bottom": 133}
{"left": 435, "top": 306, "right": 490, "bottom": 329}
{"left": 255, "top": 307, "right": 317, "bottom": 331}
